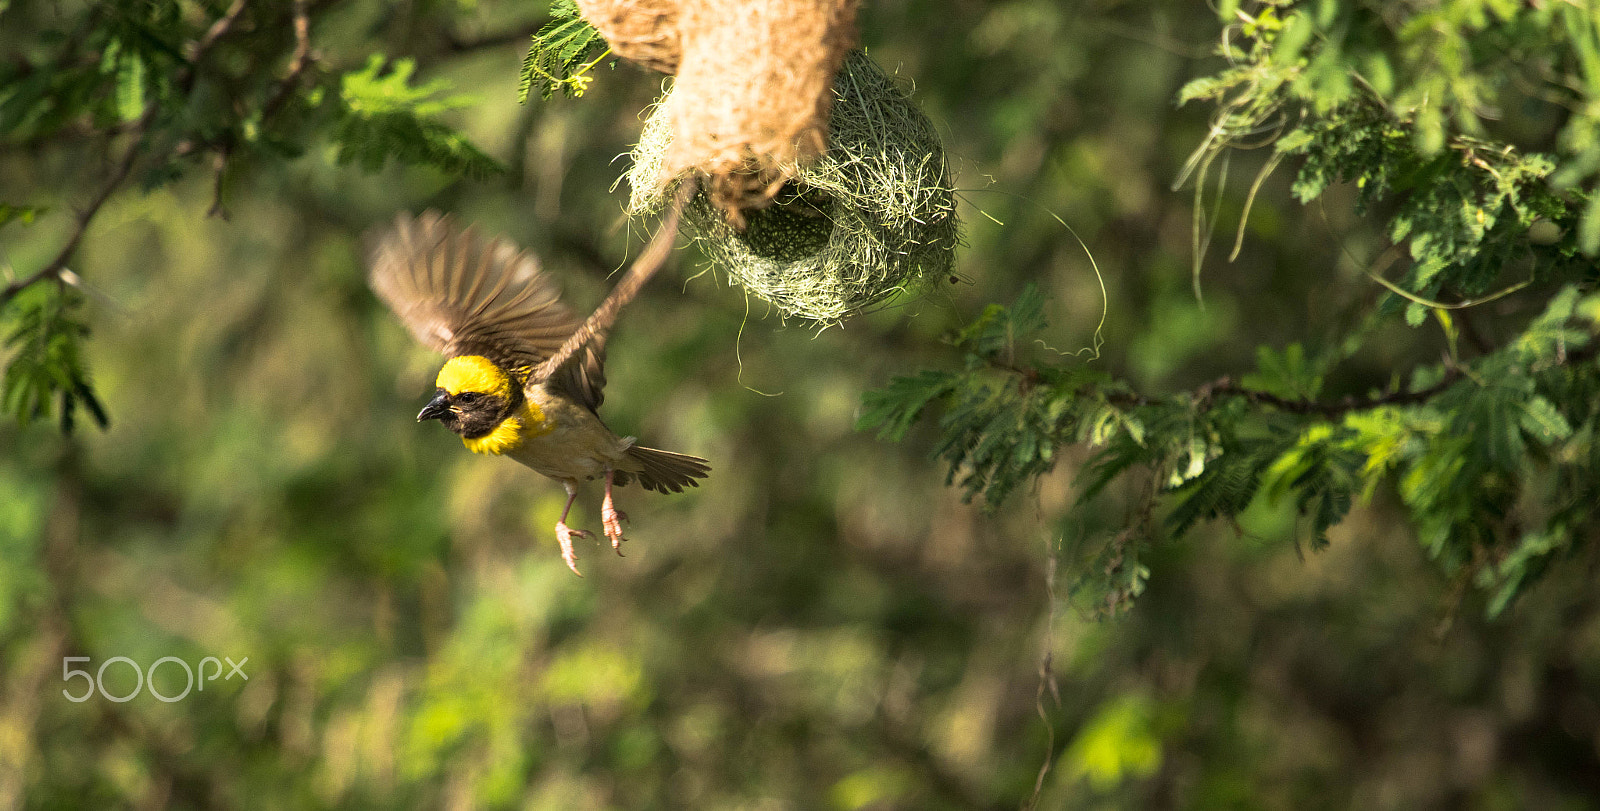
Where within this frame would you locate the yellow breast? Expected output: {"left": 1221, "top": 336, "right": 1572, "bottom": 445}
{"left": 461, "top": 399, "right": 556, "bottom": 456}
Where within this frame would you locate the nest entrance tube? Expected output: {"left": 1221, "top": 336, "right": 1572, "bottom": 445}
{"left": 628, "top": 50, "right": 961, "bottom": 325}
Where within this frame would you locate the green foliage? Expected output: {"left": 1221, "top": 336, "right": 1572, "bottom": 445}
{"left": 863, "top": 286, "right": 1092, "bottom": 506}
{"left": 1241, "top": 342, "right": 1322, "bottom": 400}
{"left": 869, "top": 281, "right": 1600, "bottom": 615}
{"left": 1, "top": 287, "right": 107, "bottom": 434}
{"left": 865, "top": 0, "right": 1600, "bottom": 617}
{"left": 6, "top": 1, "right": 1600, "bottom": 807}
{"left": 334, "top": 56, "right": 502, "bottom": 177}
{"left": 1285, "top": 113, "right": 1579, "bottom": 297}
{"left": 0, "top": 0, "right": 504, "bottom": 433}
{"left": 1061, "top": 693, "right": 1165, "bottom": 791}
{"left": 867, "top": 286, "right": 1600, "bottom": 617}
{"left": 1184, "top": 2, "right": 1595, "bottom": 296}
{"left": 0, "top": 2, "right": 172, "bottom": 139}
{"left": 518, "top": 0, "right": 611, "bottom": 101}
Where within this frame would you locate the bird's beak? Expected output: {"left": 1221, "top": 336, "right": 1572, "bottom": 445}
{"left": 417, "top": 390, "right": 452, "bottom": 422}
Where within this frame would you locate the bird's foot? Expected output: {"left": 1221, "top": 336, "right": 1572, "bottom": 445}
{"left": 555, "top": 521, "right": 591, "bottom": 576}
{"left": 602, "top": 503, "right": 629, "bottom": 555}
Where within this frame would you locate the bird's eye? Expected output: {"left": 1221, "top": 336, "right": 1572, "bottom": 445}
{"left": 457, "top": 392, "right": 481, "bottom": 404}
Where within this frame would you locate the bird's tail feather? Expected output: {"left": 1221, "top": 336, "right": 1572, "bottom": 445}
{"left": 617, "top": 446, "right": 710, "bottom": 494}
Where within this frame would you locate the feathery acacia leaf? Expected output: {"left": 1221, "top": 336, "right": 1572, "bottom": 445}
{"left": 519, "top": 1, "right": 610, "bottom": 101}
{"left": 334, "top": 56, "right": 502, "bottom": 178}
{"left": 2, "top": 288, "right": 108, "bottom": 434}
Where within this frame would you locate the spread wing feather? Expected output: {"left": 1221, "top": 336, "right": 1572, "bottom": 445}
{"left": 368, "top": 211, "right": 610, "bottom": 410}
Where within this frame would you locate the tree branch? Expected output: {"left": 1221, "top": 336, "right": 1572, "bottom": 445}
{"left": 1098, "top": 369, "right": 1460, "bottom": 417}
{"left": 1, "top": 0, "right": 255, "bottom": 308}
{"left": 0, "top": 102, "right": 157, "bottom": 307}
{"left": 1194, "top": 369, "right": 1465, "bottom": 416}
{"left": 1085, "top": 341, "right": 1600, "bottom": 419}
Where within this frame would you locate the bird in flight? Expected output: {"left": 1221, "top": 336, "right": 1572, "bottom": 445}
{"left": 368, "top": 198, "right": 708, "bottom": 575}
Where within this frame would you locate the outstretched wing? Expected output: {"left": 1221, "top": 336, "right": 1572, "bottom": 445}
{"left": 550, "top": 336, "right": 609, "bottom": 413}
{"left": 368, "top": 210, "right": 608, "bottom": 409}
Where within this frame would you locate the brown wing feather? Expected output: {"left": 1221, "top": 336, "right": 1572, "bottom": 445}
{"left": 551, "top": 336, "right": 608, "bottom": 412}
{"left": 368, "top": 211, "right": 610, "bottom": 410}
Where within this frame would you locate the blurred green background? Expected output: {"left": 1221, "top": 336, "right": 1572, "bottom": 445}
{"left": 3, "top": 1, "right": 1600, "bottom": 808}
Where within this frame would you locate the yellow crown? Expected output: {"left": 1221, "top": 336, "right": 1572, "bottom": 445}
{"left": 436, "top": 355, "right": 513, "bottom": 398}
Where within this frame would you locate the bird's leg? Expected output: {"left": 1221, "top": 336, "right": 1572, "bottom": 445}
{"left": 554, "top": 481, "right": 591, "bottom": 576}
{"left": 601, "top": 468, "right": 628, "bottom": 555}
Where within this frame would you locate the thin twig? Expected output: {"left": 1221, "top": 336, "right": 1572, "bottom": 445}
{"left": 1023, "top": 543, "right": 1062, "bottom": 811}
{"left": 191, "top": 0, "right": 251, "bottom": 61}
{"left": 1197, "top": 371, "right": 1464, "bottom": 415}
{"left": 260, "top": 0, "right": 314, "bottom": 123}
{"left": 534, "top": 177, "right": 698, "bottom": 380}
{"left": 207, "top": 145, "right": 232, "bottom": 220}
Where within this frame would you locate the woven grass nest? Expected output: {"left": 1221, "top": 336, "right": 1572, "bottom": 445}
{"left": 627, "top": 50, "right": 960, "bottom": 324}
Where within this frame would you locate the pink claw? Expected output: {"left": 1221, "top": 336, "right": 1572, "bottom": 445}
{"left": 555, "top": 521, "right": 590, "bottom": 577}
{"left": 602, "top": 506, "right": 628, "bottom": 555}
{"left": 602, "top": 469, "right": 628, "bottom": 555}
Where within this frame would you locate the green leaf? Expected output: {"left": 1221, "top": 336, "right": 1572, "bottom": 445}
{"left": 951, "top": 303, "right": 1009, "bottom": 357}
{"left": 1007, "top": 283, "right": 1048, "bottom": 337}
{"left": 856, "top": 370, "right": 958, "bottom": 441}
{"left": 1169, "top": 433, "right": 1209, "bottom": 487}
{"left": 114, "top": 52, "right": 146, "bottom": 123}
{"left": 1261, "top": 424, "right": 1332, "bottom": 505}
{"left": 1078, "top": 433, "right": 1156, "bottom": 505}
{"left": 1580, "top": 195, "right": 1600, "bottom": 255}
{"left": 1062, "top": 694, "right": 1163, "bottom": 791}
{"left": 1274, "top": 128, "right": 1313, "bottom": 153}
{"left": 519, "top": 1, "right": 610, "bottom": 101}
{"left": 1086, "top": 405, "right": 1118, "bottom": 447}
{"left": 1518, "top": 396, "right": 1572, "bottom": 444}
{"left": 1242, "top": 342, "right": 1321, "bottom": 399}
{"left": 1165, "top": 439, "right": 1278, "bottom": 537}
{"left": 2, "top": 288, "right": 109, "bottom": 434}
{"left": 1271, "top": 10, "right": 1315, "bottom": 65}
{"left": 952, "top": 284, "right": 1047, "bottom": 360}
{"left": 341, "top": 56, "right": 474, "bottom": 117}
{"left": 1340, "top": 408, "right": 1413, "bottom": 501}
{"left": 334, "top": 56, "right": 502, "bottom": 177}
{"left": 1121, "top": 413, "right": 1147, "bottom": 447}
{"left": 1484, "top": 527, "right": 1568, "bottom": 617}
